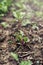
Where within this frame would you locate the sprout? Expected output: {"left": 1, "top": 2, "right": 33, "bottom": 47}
{"left": 20, "top": 60, "right": 32, "bottom": 65}
{"left": 19, "top": 30, "right": 24, "bottom": 36}
{"left": 8, "top": 40, "right": 13, "bottom": 44}
{"left": 11, "top": 52, "right": 19, "bottom": 61}
{"left": 32, "top": 23, "right": 39, "bottom": 30}
{"left": 22, "top": 20, "right": 31, "bottom": 26}
{"left": 0, "top": 0, "right": 12, "bottom": 16}
{"left": 23, "top": 36, "right": 30, "bottom": 43}
{"left": 1, "top": 22, "right": 9, "bottom": 28}
{"left": 13, "top": 10, "right": 25, "bottom": 20}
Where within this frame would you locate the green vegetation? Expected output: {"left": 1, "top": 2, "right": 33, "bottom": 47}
{"left": 32, "top": 23, "right": 39, "bottom": 30}
{"left": 14, "top": 30, "right": 30, "bottom": 43}
{"left": 22, "top": 19, "right": 31, "bottom": 26}
{"left": 0, "top": 0, "right": 42, "bottom": 65}
{"left": 11, "top": 52, "right": 19, "bottom": 61}
{"left": 35, "top": 11, "right": 43, "bottom": 18}
{"left": 23, "top": 36, "right": 30, "bottom": 43}
{"left": 8, "top": 40, "right": 13, "bottom": 44}
{"left": 13, "top": 10, "right": 25, "bottom": 21}
{"left": 0, "top": 0, "right": 12, "bottom": 16}
{"left": 11, "top": 1, "right": 26, "bottom": 22}
{"left": 11, "top": 52, "right": 32, "bottom": 65}
{"left": 15, "top": 2, "right": 26, "bottom": 9}
{"left": 20, "top": 60, "right": 32, "bottom": 65}
{"left": 33, "top": 0, "right": 43, "bottom": 7}
{"left": 1, "top": 22, "right": 9, "bottom": 28}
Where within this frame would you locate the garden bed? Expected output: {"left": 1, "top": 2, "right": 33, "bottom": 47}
{"left": 0, "top": 0, "right": 43, "bottom": 65}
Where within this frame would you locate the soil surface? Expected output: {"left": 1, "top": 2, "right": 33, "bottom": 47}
{"left": 0, "top": 0, "right": 43, "bottom": 65}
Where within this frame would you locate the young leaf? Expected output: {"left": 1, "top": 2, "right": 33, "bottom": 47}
{"left": 16, "top": 34, "right": 22, "bottom": 42}
{"left": 8, "top": 40, "right": 13, "bottom": 44}
{"left": 11, "top": 52, "right": 19, "bottom": 61}
{"left": 19, "top": 60, "right": 32, "bottom": 65}
{"left": 23, "top": 37, "right": 30, "bottom": 43}
{"left": 13, "top": 10, "right": 25, "bottom": 20}
{"left": 32, "top": 23, "right": 39, "bottom": 30}
{"left": 22, "top": 20, "right": 31, "bottom": 26}
{"left": 15, "top": 2, "right": 25, "bottom": 9}
{"left": 19, "top": 30, "right": 24, "bottom": 36}
{"left": 1, "top": 22, "right": 9, "bottom": 28}
{"left": 0, "top": 0, "right": 12, "bottom": 16}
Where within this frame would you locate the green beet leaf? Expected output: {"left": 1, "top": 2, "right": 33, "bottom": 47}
{"left": 20, "top": 60, "right": 32, "bottom": 65}
{"left": 11, "top": 52, "right": 19, "bottom": 61}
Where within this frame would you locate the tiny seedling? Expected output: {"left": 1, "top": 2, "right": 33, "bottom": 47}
{"left": 11, "top": 52, "right": 32, "bottom": 65}
{"left": 22, "top": 19, "right": 31, "bottom": 26}
{"left": 8, "top": 40, "right": 13, "bottom": 44}
{"left": 23, "top": 36, "right": 30, "bottom": 43}
{"left": 1, "top": 22, "right": 9, "bottom": 28}
{"left": 15, "top": 2, "right": 26, "bottom": 9}
{"left": 32, "top": 23, "right": 39, "bottom": 30}
{"left": 16, "top": 34, "right": 23, "bottom": 42}
{"left": 19, "top": 60, "right": 32, "bottom": 65}
{"left": 11, "top": 52, "right": 19, "bottom": 61}
{"left": 0, "top": 0, "right": 12, "bottom": 16}
{"left": 13, "top": 10, "right": 25, "bottom": 21}
{"left": 12, "top": 1, "right": 26, "bottom": 21}
{"left": 14, "top": 31, "right": 30, "bottom": 43}
{"left": 13, "top": 31, "right": 23, "bottom": 42}
{"left": 19, "top": 30, "right": 24, "bottom": 36}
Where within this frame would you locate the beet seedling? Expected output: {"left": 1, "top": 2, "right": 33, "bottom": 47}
{"left": 20, "top": 60, "right": 32, "bottom": 65}
{"left": 0, "top": 0, "right": 12, "bottom": 17}
{"left": 11, "top": 52, "right": 32, "bottom": 65}
{"left": 11, "top": 52, "right": 19, "bottom": 61}
{"left": 1, "top": 22, "right": 9, "bottom": 28}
